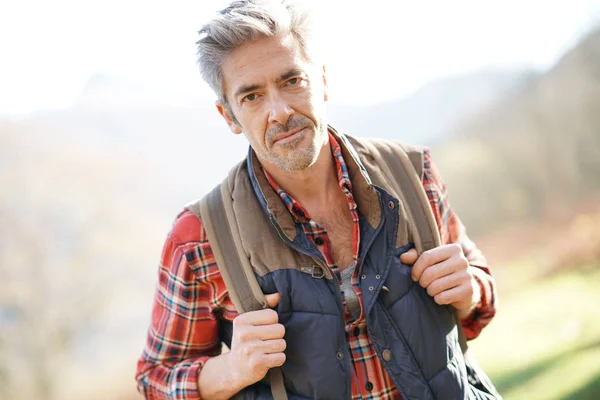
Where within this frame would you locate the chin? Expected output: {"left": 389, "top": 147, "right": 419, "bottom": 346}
{"left": 276, "top": 147, "right": 320, "bottom": 172}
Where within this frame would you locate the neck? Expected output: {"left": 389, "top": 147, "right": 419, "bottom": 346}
{"left": 261, "top": 140, "right": 340, "bottom": 208}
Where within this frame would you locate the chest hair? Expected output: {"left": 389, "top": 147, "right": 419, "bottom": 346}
{"left": 312, "top": 202, "right": 355, "bottom": 271}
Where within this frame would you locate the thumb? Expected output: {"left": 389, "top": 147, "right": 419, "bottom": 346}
{"left": 264, "top": 293, "right": 281, "bottom": 308}
{"left": 400, "top": 248, "right": 419, "bottom": 265}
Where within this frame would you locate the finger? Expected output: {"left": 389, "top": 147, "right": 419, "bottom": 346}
{"left": 418, "top": 258, "right": 465, "bottom": 289}
{"left": 425, "top": 270, "right": 468, "bottom": 297}
{"left": 433, "top": 284, "right": 470, "bottom": 306}
{"left": 253, "top": 323, "right": 286, "bottom": 340}
{"left": 259, "top": 338, "right": 287, "bottom": 354}
{"left": 399, "top": 249, "right": 418, "bottom": 265}
{"left": 265, "top": 293, "right": 281, "bottom": 308}
{"left": 412, "top": 244, "right": 462, "bottom": 282}
{"left": 237, "top": 308, "right": 279, "bottom": 326}
{"left": 263, "top": 352, "right": 286, "bottom": 368}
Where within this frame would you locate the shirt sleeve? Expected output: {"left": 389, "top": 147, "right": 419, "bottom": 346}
{"left": 135, "top": 210, "right": 230, "bottom": 400}
{"left": 421, "top": 148, "right": 497, "bottom": 340}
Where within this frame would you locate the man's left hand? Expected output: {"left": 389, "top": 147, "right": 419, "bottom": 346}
{"left": 400, "top": 245, "right": 480, "bottom": 320}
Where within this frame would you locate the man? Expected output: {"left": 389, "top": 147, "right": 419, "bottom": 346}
{"left": 136, "top": 1, "right": 498, "bottom": 399}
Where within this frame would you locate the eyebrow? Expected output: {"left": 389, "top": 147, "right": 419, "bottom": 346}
{"left": 278, "top": 68, "right": 303, "bottom": 82}
{"left": 233, "top": 68, "right": 305, "bottom": 99}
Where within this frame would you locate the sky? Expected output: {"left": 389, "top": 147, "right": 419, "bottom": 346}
{"left": 1, "top": 0, "right": 599, "bottom": 115}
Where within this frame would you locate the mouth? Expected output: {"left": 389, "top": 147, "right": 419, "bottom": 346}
{"left": 273, "top": 127, "right": 307, "bottom": 144}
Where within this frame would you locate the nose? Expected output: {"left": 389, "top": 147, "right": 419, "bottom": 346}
{"left": 267, "top": 92, "right": 293, "bottom": 127}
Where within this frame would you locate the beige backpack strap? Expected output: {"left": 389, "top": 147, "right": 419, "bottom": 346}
{"left": 370, "top": 141, "right": 440, "bottom": 254}
{"left": 186, "top": 183, "right": 288, "bottom": 400}
{"left": 363, "top": 139, "right": 469, "bottom": 354}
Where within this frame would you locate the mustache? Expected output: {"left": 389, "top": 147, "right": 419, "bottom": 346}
{"left": 266, "top": 117, "right": 312, "bottom": 144}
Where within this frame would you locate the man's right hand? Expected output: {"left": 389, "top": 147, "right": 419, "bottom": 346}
{"left": 227, "top": 293, "right": 286, "bottom": 387}
{"left": 198, "top": 293, "right": 286, "bottom": 399}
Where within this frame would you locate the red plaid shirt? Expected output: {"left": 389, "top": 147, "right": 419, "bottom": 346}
{"left": 136, "top": 134, "right": 497, "bottom": 400}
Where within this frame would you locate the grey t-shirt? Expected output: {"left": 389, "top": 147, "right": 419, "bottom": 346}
{"left": 340, "top": 262, "right": 361, "bottom": 321}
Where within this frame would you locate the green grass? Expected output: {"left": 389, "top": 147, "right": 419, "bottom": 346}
{"left": 470, "top": 262, "right": 600, "bottom": 400}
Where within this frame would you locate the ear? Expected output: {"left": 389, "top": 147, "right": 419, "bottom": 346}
{"left": 216, "top": 101, "right": 243, "bottom": 135}
{"left": 322, "top": 65, "right": 328, "bottom": 102}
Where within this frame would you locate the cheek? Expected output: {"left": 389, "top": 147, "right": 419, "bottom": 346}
{"left": 306, "top": 92, "right": 326, "bottom": 124}
{"left": 245, "top": 114, "right": 269, "bottom": 146}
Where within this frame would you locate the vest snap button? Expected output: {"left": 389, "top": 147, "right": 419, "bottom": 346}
{"left": 375, "top": 274, "right": 380, "bottom": 279}
{"left": 388, "top": 200, "right": 395, "bottom": 209}
{"left": 368, "top": 286, "right": 374, "bottom": 291}
{"left": 361, "top": 275, "right": 366, "bottom": 280}
{"left": 336, "top": 351, "right": 344, "bottom": 360}
{"left": 382, "top": 349, "right": 392, "bottom": 362}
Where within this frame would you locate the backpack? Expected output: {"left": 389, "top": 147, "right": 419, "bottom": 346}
{"left": 186, "top": 136, "right": 495, "bottom": 400}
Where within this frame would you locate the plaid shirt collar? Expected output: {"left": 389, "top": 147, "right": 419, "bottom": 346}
{"left": 261, "top": 131, "right": 358, "bottom": 224}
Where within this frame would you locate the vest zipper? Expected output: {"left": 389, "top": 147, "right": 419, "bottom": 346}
{"left": 355, "top": 218, "right": 384, "bottom": 277}
{"left": 269, "top": 216, "right": 354, "bottom": 399}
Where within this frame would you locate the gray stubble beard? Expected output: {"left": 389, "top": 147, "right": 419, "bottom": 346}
{"left": 265, "top": 117, "right": 326, "bottom": 173}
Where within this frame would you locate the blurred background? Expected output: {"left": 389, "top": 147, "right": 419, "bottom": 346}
{"left": 1, "top": 0, "right": 600, "bottom": 399}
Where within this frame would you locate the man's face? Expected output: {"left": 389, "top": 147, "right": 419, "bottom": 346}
{"left": 217, "top": 34, "right": 329, "bottom": 172}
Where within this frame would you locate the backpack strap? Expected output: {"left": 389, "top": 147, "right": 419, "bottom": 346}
{"left": 195, "top": 184, "right": 266, "bottom": 312}
{"left": 359, "top": 139, "right": 469, "bottom": 354}
{"left": 369, "top": 140, "right": 440, "bottom": 254}
{"left": 186, "top": 182, "right": 288, "bottom": 400}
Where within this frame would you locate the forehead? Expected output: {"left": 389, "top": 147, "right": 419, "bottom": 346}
{"left": 221, "top": 34, "right": 311, "bottom": 97}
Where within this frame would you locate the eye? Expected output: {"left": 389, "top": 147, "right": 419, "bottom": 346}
{"left": 243, "top": 93, "right": 257, "bottom": 103}
{"left": 286, "top": 77, "right": 301, "bottom": 86}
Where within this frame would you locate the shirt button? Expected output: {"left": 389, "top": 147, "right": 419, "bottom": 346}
{"left": 388, "top": 200, "right": 395, "bottom": 210}
{"left": 382, "top": 349, "right": 393, "bottom": 362}
{"left": 365, "top": 382, "right": 374, "bottom": 391}
{"left": 353, "top": 327, "right": 360, "bottom": 336}
{"left": 336, "top": 351, "right": 344, "bottom": 360}
{"left": 315, "top": 237, "right": 324, "bottom": 246}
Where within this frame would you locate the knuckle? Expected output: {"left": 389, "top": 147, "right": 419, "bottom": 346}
{"left": 427, "top": 285, "right": 436, "bottom": 297}
{"left": 270, "top": 339, "right": 283, "bottom": 352}
{"left": 275, "top": 352, "right": 287, "bottom": 366}
{"left": 237, "top": 327, "right": 248, "bottom": 341}
{"left": 435, "top": 293, "right": 446, "bottom": 304}
{"left": 257, "top": 354, "right": 271, "bottom": 370}
{"left": 428, "top": 280, "right": 441, "bottom": 296}
{"left": 265, "top": 309, "right": 279, "bottom": 322}
{"left": 450, "top": 243, "right": 462, "bottom": 253}
{"left": 461, "top": 269, "right": 471, "bottom": 280}
{"left": 276, "top": 323, "right": 286, "bottom": 337}
{"left": 249, "top": 355, "right": 263, "bottom": 370}
{"left": 420, "top": 270, "right": 432, "bottom": 287}
{"left": 465, "top": 283, "right": 474, "bottom": 297}
{"left": 421, "top": 251, "right": 432, "bottom": 265}
{"left": 242, "top": 343, "right": 254, "bottom": 358}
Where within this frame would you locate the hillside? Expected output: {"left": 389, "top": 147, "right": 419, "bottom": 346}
{"left": 434, "top": 26, "right": 600, "bottom": 237}
{"left": 329, "top": 69, "right": 536, "bottom": 144}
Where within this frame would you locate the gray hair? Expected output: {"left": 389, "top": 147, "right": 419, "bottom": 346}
{"left": 196, "top": 0, "right": 320, "bottom": 104}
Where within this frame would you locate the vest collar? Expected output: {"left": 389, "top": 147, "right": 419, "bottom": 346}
{"left": 246, "top": 126, "right": 382, "bottom": 242}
